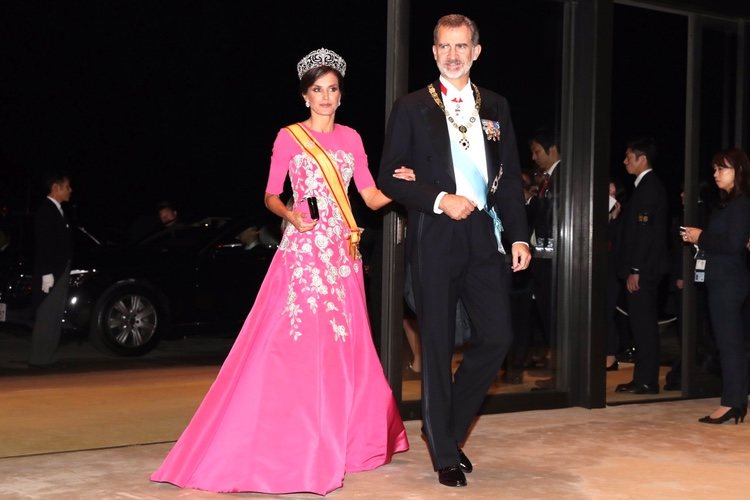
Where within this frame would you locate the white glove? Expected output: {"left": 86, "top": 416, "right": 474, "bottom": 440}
{"left": 42, "top": 274, "right": 54, "bottom": 294}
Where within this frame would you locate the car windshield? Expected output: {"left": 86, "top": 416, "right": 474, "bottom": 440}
{"left": 137, "top": 220, "right": 227, "bottom": 250}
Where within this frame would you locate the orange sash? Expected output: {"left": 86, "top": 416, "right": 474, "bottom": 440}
{"left": 285, "top": 123, "right": 360, "bottom": 260}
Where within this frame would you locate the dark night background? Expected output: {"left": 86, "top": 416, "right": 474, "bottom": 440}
{"left": 1, "top": 0, "right": 563, "bottom": 239}
{"left": 1, "top": 1, "right": 392, "bottom": 235}
{"left": 2, "top": 1, "right": 749, "bottom": 236}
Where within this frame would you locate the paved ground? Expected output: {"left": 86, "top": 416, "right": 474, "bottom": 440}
{"left": 3, "top": 396, "right": 749, "bottom": 500}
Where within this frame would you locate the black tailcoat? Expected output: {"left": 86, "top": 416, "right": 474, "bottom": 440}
{"left": 378, "top": 81, "right": 528, "bottom": 470}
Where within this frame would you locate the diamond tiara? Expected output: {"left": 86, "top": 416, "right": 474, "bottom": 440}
{"left": 296, "top": 48, "right": 347, "bottom": 80}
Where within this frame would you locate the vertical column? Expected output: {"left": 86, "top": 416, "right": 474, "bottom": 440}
{"left": 559, "top": 0, "right": 613, "bottom": 407}
{"left": 380, "top": 0, "right": 410, "bottom": 402}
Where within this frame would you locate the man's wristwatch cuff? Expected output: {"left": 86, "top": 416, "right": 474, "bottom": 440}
{"left": 629, "top": 268, "right": 639, "bottom": 275}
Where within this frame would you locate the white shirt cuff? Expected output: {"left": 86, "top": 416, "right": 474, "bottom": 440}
{"left": 433, "top": 192, "right": 448, "bottom": 214}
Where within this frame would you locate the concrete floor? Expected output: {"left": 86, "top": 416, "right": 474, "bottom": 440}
{"left": 1, "top": 363, "right": 749, "bottom": 499}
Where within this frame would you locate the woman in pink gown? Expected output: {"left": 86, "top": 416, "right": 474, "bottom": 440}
{"left": 150, "top": 48, "right": 411, "bottom": 495}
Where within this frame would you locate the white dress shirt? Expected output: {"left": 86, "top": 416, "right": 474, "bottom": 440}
{"left": 434, "top": 77, "right": 489, "bottom": 211}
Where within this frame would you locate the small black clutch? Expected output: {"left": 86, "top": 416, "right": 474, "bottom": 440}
{"left": 307, "top": 197, "right": 319, "bottom": 220}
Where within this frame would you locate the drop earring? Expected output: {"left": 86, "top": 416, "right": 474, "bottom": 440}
{"left": 305, "top": 101, "right": 310, "bottom": 108}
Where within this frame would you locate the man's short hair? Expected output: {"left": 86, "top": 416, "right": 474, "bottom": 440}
{"left": 626, "top": 136, "right": 657, "bottom": 164}
{"left": 434, "top": 14, "right": 480, "bottom": 46}
{"left": 157, "top": 201, "right": 176, "bottom": 212}
{"left": 528, "top": 128, "right": 560, "bottom": 154}
{"left": 42, "top": 171, "right": 69, "bottom": 193}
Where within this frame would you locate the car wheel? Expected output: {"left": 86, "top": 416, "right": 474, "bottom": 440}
{"left": 89, "top": 284, "right": 167, "bottom": 356}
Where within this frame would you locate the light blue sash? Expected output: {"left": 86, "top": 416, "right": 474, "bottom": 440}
{"left": 449, "top": 140, "right": 505, "bottom": 253}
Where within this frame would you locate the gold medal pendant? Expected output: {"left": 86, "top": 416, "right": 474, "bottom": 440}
{"left": 427, "top": 83, "right": 482, "bottom": 153}
{"left": 458, "top": 125, "right": 470, "bottom": 149}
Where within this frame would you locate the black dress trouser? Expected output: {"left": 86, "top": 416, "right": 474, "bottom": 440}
{"left": 625, "top": 273, "right": 662, "bottom": 387}
{"left": 706, "top": 278, "right": 749, "bottom": 408}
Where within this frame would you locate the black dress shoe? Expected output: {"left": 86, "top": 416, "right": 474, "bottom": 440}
{"left": 615, "top": 381, "right": 659, "bottom": 394}
{"left": 615, "top": 381, "right": 635, "bottom": 392}
{"left": 631, "top": 383, "right": 659, "bottom": 394}
{"left": 458, "top": 448, "right": 473, "bottom": 473}
{"left": 437, "top": 465, "right": 466, "bottom": 487}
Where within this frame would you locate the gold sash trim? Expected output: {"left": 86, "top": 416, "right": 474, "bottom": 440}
{"left": 285, "top": 123, "right": 360, "bottom": 260}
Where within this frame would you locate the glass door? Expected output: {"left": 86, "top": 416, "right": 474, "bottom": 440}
{"left": 608, "top": 1, "right": 748, "bottom": 404}
{"left": 681, "top": 14, "right": 748, "bottom": 398}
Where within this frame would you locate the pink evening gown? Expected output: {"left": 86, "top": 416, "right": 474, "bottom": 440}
{"left": 150, "top": 123, "right": 409, "bottom": 495}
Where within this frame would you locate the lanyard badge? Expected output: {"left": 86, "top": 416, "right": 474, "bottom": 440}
{"left": 694, "top": 249, "right": 706, "bottom": 283}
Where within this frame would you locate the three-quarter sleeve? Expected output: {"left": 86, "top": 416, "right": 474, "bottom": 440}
{"left": 348, "top": 129, "right": 375, "bottom": 191}
{"left": 265, "top": 129, "right": 294, "bottom": 195}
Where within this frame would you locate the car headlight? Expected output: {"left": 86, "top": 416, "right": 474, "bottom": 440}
{"left": 69, "top": 269, "right": 94, "bottom": 288}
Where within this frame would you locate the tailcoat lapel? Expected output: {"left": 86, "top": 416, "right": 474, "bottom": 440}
{"left": 420, "top": 80, "right": 455, "bottom": 184}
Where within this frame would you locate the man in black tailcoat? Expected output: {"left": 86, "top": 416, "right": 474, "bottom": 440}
{"left": 378, "top": 13, "right": 530, "bottom": 488}
{"left": 30, "top": 172, "right": 73, "bottom": 367}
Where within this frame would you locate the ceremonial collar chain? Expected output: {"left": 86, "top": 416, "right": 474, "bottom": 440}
{"left": 428, "top": 83, "right": 481, "bottom": 150}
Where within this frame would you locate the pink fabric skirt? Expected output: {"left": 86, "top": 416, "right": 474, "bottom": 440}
{"left": 150, "top": 248, "right": 409, "bottom": 495}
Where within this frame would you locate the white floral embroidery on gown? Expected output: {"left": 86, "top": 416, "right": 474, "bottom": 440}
{"left": 281, "top": 147, "right": 358, "bottom": 342}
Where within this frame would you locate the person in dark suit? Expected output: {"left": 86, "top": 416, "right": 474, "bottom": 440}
{"left": 30, "top": 172, "right": 73, "bottom": 367}
{"left": 378, "top": 14, "right": 531, "bottom": 487}
{"left": 615, "top": 137, "right": 671, "bottom": 394}
{"left": 682, "top": 148, "right": 750, "bottom": 424}
{"left": 527, "top": 128, "right": 561, "bottom": 388}
{"left": 529, "top": 128, "right": 560, "bottom": 258}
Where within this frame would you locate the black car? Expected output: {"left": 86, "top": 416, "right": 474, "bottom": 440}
{"left": 0, "top": 215, "right": 278, "bottom": 356}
